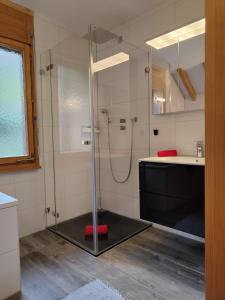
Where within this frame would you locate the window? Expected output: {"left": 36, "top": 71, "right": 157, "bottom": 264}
{"left": 58, "top": 63, "right": 90, "bottom": 153}
{"left": 0, "top": 1, "right": 39, "bottom": 171}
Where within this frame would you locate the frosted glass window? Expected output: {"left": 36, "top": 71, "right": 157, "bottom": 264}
{"left": 0, "top": 46, "right": 28, "bottom": 158}
{"left": 58, "top": 63, "right": 90, "bottom": 153}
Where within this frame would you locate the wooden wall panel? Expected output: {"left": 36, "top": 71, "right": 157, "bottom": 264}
{"left": 0, "top": 0, "right": 33, "bottom": 45}
{"left": 205, "top": 0, "right": 225, "bottom": 299}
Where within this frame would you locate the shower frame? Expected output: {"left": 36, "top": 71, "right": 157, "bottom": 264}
{"left": 88, "top": 24, "right": 98, "bottom": 255}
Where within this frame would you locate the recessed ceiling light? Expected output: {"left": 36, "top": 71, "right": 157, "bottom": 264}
{"left": 146, "top": 18, "right": 205, "bottom": 50}
{"left": 93, "top": 52, "right": 129, "bottom": 73}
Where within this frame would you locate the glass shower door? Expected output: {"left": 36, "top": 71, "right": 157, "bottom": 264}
{"left": 90, "top": 26, "right": 151, "bottom": 254}
{"left": 41, "top": 32, "right": 98, "bottom": 254}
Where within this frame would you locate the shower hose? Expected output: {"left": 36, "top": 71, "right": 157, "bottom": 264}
{"left": 106, "top": 115, "right": 136, "bottom": 184}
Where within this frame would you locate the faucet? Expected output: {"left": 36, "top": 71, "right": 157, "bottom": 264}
{"left": 196, "top": 141, "right": 204, "bottom": 158}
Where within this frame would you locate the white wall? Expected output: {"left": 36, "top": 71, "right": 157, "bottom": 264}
{"left": 0, "top": 13, "right": 72, "bottom": 237}
{"left": 150, "top": 111, "right": 205, "bottom": 156}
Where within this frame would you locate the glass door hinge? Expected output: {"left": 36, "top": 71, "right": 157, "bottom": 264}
{"left": 45, "top": 207, "right": 50, "bottom": 214}
{"left": 40, "top": 69, "right": 45, "bottom": 75}
{"left": 52, "top": 211, "right": 59, "bottom": 218}
{"left": 46, "top": 64, "right": 54, "bottom": 71}
{"left": 145, "top": 66, "right": 150, "bottom": 73}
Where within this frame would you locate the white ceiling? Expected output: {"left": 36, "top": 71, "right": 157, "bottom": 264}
{"left": 13, "top": 0, "right": 167, "bottom": 35}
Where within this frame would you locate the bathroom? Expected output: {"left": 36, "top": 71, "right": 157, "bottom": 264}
{"left": 1, "top": 0, "right": 223, "bottom": 299}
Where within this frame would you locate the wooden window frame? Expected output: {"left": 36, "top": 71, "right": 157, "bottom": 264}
{"left": 0, "top": 1, "right": 39, "bottom": 172}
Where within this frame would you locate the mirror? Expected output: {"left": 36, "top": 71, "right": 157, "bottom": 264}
{"left": 151, "top": 27, "right": 205, "bottom": 115}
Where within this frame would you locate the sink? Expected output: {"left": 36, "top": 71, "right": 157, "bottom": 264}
{"left": 139, "top": 156, "right": 205, "bottom": 166}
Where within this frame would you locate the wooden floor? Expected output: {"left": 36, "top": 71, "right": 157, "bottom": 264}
{"left": 20, "top": 227, "right": 205, "bottom": 300}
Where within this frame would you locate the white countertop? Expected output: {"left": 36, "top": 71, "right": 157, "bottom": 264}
{"left": 0, "top": 192, "right": 18, "bottom": 209}
{"left": 139, "top": 156, "right": 205, "bottom": 166}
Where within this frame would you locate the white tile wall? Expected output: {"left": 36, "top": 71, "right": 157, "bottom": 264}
{"left": 150, "top": 111, "right": 205, "bottom": 156}
{"left": 150, "top": 117, "right": 176, "bottom": 152}
{"left": 101, "top": 190, "right": 139, "bottom": 219}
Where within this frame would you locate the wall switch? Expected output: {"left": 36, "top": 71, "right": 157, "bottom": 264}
{"left": 153, "top": 129, "right": 159, "bottom": 136}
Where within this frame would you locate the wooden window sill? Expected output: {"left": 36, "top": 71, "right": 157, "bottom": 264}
{"left": 0, "top": 161, "right": 41, "bottom": 173}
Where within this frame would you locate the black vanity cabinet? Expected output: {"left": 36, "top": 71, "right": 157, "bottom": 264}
{"left": 139, "top": 161, "right": 205, "bottom": 237}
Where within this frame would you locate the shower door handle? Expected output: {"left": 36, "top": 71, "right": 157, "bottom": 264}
{"left": 82, "top": 140, "right": 91, "bottom": 145}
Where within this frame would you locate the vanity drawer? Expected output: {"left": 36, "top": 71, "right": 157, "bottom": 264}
{"left": 0, "top": 206, "right": 19, "bottom": 255}
{"left": 139, "top": 162, "right": 168, "bottom": 194}
{"left": 140, "top": 191, "right": 204, "bottom": 237}
{"left": 139, "top": 162, "right": 204, "bottom": 200}
{"left": 140, "top": 191, "right": 194, "bottom": 227}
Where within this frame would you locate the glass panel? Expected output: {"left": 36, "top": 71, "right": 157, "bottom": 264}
{"left": 58, "top": 63, "right": 90, "bottom": 153}
{"left": 0, "top": 46, "right": 28, "bottom": 158}
{"left": 178, "top": 34, "right": 205, "bottom": 111}
{"left": 151, "top": 42, "right": 180, "bottom": 114}
{"left": 91, "top": 26, "right": 150, "bottom": 254}
{"left": 150, "top": 18, "right": 205, "bottom": 115}
{"left": 41, "top": 32, "right": 97, "bottom": 254}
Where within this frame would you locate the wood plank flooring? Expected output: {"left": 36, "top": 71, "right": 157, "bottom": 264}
{"left": 19, "top": 227, "right": 205, "bottom": 300}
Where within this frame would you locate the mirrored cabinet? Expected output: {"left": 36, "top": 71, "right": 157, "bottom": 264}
{"left": 148, "top": 19, "right": 205, "bottom": 115}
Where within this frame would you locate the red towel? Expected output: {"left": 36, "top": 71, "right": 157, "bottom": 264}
{"left": 85, "top": 225, "right": 108, "bottom": 236}
{"left": 158, "top": 150, "right": 177, "bottom": 157}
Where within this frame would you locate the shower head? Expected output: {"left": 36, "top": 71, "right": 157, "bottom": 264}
{"left": 101, "top": 108, "right": 109, "bottom": 115}
{"left": 83, "top": 27, "right": 122, "bottom": 45}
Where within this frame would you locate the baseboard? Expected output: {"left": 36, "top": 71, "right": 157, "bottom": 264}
{"left": 5, "top": 291, "right": 21, "bottom": 300}
{"left": 153, "top": 223, "right": 205, "bottom": 243}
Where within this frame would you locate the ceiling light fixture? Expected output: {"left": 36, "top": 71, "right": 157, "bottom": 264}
{"left": 146, "top": 18, "right": 205, "bottom": 50}
{"left": 93, "top": 52, "right": 129, "bottom": 73}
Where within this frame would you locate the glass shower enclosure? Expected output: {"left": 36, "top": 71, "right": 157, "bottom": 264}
{"left": 41, "top": 25, "right": 150, "bottom": 255}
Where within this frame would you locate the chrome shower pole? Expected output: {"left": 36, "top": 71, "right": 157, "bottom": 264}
{"left": 88, "top": 25, "right": 98, "bottom": 255}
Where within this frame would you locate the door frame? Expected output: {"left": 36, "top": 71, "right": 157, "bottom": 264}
{"left": 205, "top": 0, "right": 225, "bottom": 298}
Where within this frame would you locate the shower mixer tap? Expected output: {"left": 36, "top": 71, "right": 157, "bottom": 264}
{"left": 101, "top": 108, "right": 111, "bottom": 123}
{"left": 131, "top": 117, "right": 138, "bottom": 123}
